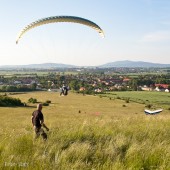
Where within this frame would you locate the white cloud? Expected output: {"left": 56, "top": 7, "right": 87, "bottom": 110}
{"left": 141, "top": 31, "right": 170, "bottom": 42}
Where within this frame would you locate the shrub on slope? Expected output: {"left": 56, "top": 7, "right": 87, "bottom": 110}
{"left": 0, "top": 95, "right": 23, "bottom": 107}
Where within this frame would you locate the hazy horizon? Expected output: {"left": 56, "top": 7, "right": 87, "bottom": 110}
{"left": 0, "top": 0, "right": 170, "bottom": 66}
{"left": 1, "top": 60, "right": 170, "bottom": 68}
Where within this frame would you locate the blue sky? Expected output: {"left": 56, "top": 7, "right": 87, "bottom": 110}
{"left": 0, "top": 0, "right": 170, "bottom": 66}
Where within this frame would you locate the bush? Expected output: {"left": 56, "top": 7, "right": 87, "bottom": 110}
{"left": 28, "top": 98, "right": 37, "bottom": 103}
{"left": 42, "top": 102, "right": 49, "bottom": 106}
{"left": 145, "top": 104, "right": 153, "bottom": 109}
{"left": 0, "top": 95, "right": 23, "bottom": 107}
{"left": 46, "top": 100, "right": 51, "bottom": 104}
{"left": 125, "top": 97, "right": 130, "bottom": 103}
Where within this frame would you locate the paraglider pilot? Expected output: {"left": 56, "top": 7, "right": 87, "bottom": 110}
{"left": 32, "top": 103, "right": 49, "bottom": 140}
{"left": 60, "top": 84, "right": 68, "bottom": 96}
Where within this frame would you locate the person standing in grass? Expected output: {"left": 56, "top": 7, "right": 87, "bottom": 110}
{"left": 32, "top": 103, "right": 49, "bottom": 141}
{"left": 60, "top": 84, "right": 69, "bottom": 96}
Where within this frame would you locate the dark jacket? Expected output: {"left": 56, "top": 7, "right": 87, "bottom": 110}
{"left": 32, "top": 110, "right": 44, "bottom": 128}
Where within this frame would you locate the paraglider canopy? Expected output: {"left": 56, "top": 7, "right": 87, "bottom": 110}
{"left": 16, "top": 16, "right": 105, "bottom": 44}
{"left": 144, "top": 109, "right": 163, "bottom": 115}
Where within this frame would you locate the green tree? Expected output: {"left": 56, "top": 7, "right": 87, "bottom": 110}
{"left": 30, "top": 83, "right": 37, "bottom": 90}
{"left": 129, "top": 79, "right": 138, "bottom": 91}
{"left": 6, "top": 85, "right": 17, "bottom": 92}
{"left": 69, "top": 80, "right": 81, "bottom": 91}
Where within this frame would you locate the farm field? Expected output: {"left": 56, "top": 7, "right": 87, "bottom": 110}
{"left": 0, "top": 91, "right": 170, "bottom": 169}
{"left": 0, "top": 71, "right": 49, "bottom": 78}
{"left": 0, "top": 70, "right": 78, "bottom": 78}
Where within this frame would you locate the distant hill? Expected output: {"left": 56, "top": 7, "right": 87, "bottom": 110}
{"left": 0, "top": 63, "right": 76, "bottom": 69}
{"left": 99, "top": 60, "right": 170, "bottom": 68}
{"left": 0, "top": 60, "right": 170, "bottom": 69}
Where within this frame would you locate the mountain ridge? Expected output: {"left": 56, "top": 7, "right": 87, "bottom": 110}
{"left": 0, "top": 60, "right": 170, "bottom": 68}
{"left": 99, "top": 60, "right": 170, "bottom": 68}
{"left": 0, "top": 63, "right": 77, "bottom": 69}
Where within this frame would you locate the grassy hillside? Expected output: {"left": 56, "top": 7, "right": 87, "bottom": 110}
{"left": 0, "top": 92, "right": 170, "bottom": 169}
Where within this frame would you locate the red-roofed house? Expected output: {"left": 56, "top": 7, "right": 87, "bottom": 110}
{"left": 155, "top": 84, "right": 169, "bottom": 92}
{"left": 155, "top": 84, "right": 169, "bottom": 89}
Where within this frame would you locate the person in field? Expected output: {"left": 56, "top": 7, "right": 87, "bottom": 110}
{"left": 60, "top": 84, "right": 69, "bottom": 96}
{"left": 31, "top": 103, "right": 49, "bottom": 140}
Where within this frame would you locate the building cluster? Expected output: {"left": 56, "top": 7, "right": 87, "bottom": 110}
{"left": 0, "top": 73, "right": 170, "bottom": 93}
{"left": 141, "top": 84, "right": 170, "bottom": 92}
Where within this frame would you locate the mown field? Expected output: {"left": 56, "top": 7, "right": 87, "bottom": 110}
{"left": 0, "top": 91, "right": 170, "bottom": 170}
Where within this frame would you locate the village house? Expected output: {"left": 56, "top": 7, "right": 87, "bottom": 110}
{"left": 141, "top": 85, "right": 153, "bottom": 91}
{"left": 79, "top": 87, "right": 86, "bottom": 91}
{"left": 154, "top": 84, "right": 169, "bottom": 92}
{"left": 122, "top": 78, "right": 131, "bottom": 84}
{"left": 98, "top": 78, "right": 123, "bottom": 85}
{"left": 94, "top": 88, "right": 103, "bottom": 93}
{"left": 165, "top": 89, "right": 169, "bottom": 93}
{"left": 13, "top": 80, "right": 22, "bottom": 84}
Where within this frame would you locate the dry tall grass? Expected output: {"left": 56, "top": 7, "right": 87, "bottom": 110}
{"left": 0, "top": 92, "right": 170, "bottom": 169}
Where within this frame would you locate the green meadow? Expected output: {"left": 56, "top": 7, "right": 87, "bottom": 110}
{"left": 103, "top": 91, "right": 170, "bottom": 109}
{"left": 0, "top": 91, "right": 170, "bottom": 169}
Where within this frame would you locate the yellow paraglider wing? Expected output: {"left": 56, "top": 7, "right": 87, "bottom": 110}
{"left": 16, "top": 16, "right": 104, "bottom": 44}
